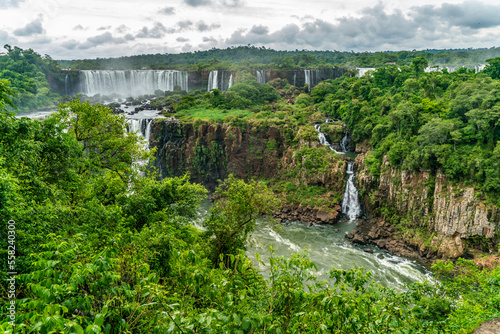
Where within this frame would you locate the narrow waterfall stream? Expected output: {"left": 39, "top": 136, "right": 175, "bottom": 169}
{"left": 342, "top": 162, "right": 361, "bottom": 221}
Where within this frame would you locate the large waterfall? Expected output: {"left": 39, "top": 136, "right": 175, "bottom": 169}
{"left": 304, "top": 69, "right": 320, "bottom": 91}
{"left": 207, "top": 70, "right": 232, "bottom": 92}
{"left": 80, "top": 70, "right": 189, "bottom": 97}
{"left": 342, "top": 162, "right": 361, "bottom": 220}
{"left": 256, "top": 70, "right": 266, "bottom": 84}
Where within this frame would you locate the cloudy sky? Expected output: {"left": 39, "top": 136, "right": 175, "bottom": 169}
{"left": 0, "top": 0, "right": 499, "bottom": 59}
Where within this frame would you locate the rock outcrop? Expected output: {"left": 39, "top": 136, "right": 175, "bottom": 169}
{"left": 152, "top": 119, "right": 347, "bottom": 223}
{"left": 352, "top": 153, "right": 500, "bottom": 258}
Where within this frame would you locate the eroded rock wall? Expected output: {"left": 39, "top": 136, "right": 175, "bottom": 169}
{"left": 354, "top": 153, "right": 500, "bottom": 258}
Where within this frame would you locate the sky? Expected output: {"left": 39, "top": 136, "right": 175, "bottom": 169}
{"left": 0, "top": 0, "right": 499, "bottom": 59}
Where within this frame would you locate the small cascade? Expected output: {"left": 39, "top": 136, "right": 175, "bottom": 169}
{"left": 304, "top": 69, "right": 311, "bottom": 90}
{"left": 314, "top": 124, "right": 341, "bottom": 154}
{"left": 339, "top": 130, "right": 350, "bottom": 152}
{"left": 127, "top": 118, "right": 152, "bottom": 149}
{"left": 256, "top": 70, "right": 266, "bottom": 84}
{"left": 228, "top": 74, "right": 234, "bottom": 89}
{"left": 342, "top": 162, "right": 361, "bottom": 221}
{"left": 64, "top": 74, "right": 70, "bottom": 95}
{"left": 293, "top": 73, "right": 297, "bottom": 87}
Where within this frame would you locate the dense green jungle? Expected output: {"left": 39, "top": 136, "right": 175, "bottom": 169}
{"left": 1, "top": 45, "right": 500, "bottom": 333}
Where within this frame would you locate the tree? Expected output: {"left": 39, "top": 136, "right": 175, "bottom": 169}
{"left": 411, "top": 57, "right": 428, "bottom": 79}
{"left": 203, "top": 174, "right": 279, "bottom": 265}
{"left": 58, "top": 100, "right": 151, "bottom": 183}
{"left": 0, "top": 79, "right": 16, "bottom": 111}
{"left": 483, "top": 57, "right": 500, "bottom": 79}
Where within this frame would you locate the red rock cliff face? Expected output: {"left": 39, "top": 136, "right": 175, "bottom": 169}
{"left": 354, "top": 153, "right": 500, "bottom": 258}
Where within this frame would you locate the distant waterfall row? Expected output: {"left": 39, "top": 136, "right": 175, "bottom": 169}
{"left": 207, "top": 70, "right": 233, "bottom": 92}
{"left": 81, "top": 70, "right": 189, "bottom": 97}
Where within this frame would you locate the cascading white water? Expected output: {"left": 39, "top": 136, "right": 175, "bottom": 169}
{"left": 81, "top": 70, "right": 189, "bottom": 97}
{"left": 355, "top": 68, "right": 376, "bottom": 77}
{"left": 207, "top": 70, "right": 219, "bottom": 91}
{"left": 256, "top": 70, "right": 266, "bottom": 84}
{"left": 293, "top": 73, "right": 297, "bottom": 87}
{"left": 314, "top": 124, "right": 342, "bottom": 154}
{"left": 127, "top": 118, "right": 152, "bottom": 149}
{"left": 228, "top": 74, "right": 234, "bottom": 89}
{"left": 342, "top": 162, "right": 361, "bottom": 221}
{"left": 340, "top": 130, "right": 349, "bottom": 152}
{"left": 304, "top": 69, "right": 311, "bottom": 90}
{"left": 315, "top": 120, "right": 361, "bottom": 220}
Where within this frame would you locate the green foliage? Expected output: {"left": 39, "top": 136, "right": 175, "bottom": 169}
{"left": 0, "top": 45, "right": 61, "bottom": 111}
{"left": 484, "top": 57, "right": 500, "bottom": 79}
{"left": 203, "top": 175, "right": 279, "bottom": 265}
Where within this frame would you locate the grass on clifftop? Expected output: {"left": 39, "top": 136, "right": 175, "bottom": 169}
{"left": 175, "top": 105, "right": 253, "bottom": 120}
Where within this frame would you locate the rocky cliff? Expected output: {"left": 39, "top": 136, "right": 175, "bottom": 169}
{"left": 352, "top": 153, "right": 500, "bottom": 259}
{"left": 151, "top": 118, "right": 347, "bottom": 224}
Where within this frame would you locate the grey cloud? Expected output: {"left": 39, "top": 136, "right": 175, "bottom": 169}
{"left": 136, "top": 22, "right": 172, "bottom": 38}
{"left": 98, "top": 26, "right": 111, "bottom": 31}
{"left": 73, "top": 25, "right": 86, "bottom": 31}
{"left": 158, "top": 6, "right": 175, "bottom": 15}
{"left": 225, "top": 2, "right": 500, "bottom": 51}
{"left": 219, "top": 0, "right": 244, "bottom": 8}
{"left": 176, "top": 37, "right": 190, "bottom": 42}
{"left": 249, "top": 25, "right": 269, "bottom": 35}
{"left": 196, "top": 21, "right": 221, "bottom": 32}
{"left": 61, "top": 39, "right": 79, "bottom": 50}
{"left": 0, "top": 29, "right": 18, "bottom": 45}
{"left": 411, "top": 1, "right": 500, "bottom": 30}
{"left": 13, "top": 17, "right": 45, "bottom": 36}
{"left": 124, "top": 34, "right": 135, "bottom": 41}
{"left": 0, "top": 0, "right": 26, "bottom": 9}
{"left": 31, "top": 36, "right": 52, "bottom": 44}
{"left": 182, "top": 43, "right": 193, "bottom": 52}
{"left": 177, "top": 20, "right": 193, "bottom": 30}
{"left": 78, "top": 32, "right": 127, "bottom": 49}
{"left": 116, "top": 25, "right": 130, "bottom": 34}
{"left": 202, "top": 36, "right": 217, "bottom": 43}
{"left": 184, "top": 0, "right": 211, "bottom": 7}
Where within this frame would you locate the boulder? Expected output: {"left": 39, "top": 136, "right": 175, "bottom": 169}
{"left": 471, "top": 318, "right": 500, "bottom": 334}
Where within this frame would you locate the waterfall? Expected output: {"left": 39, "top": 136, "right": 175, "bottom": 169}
{"left": 293, "top": 72, "right": 297, "bottom": 87}
{"left": 256, "top": 70, "right": 266, "bottom": 84}
{"left": 127, "top": 118, "right": 152, "bottom": 149}
{"left": 355, "top": 68, "right": 376, "bottom": 77}
{"left": 304, "top": 69, "right": 311, "bottom": 91}
{"left": 314, "top": 123, "right": 349, "bottom": 154}
{"left": 64, "top": 74, "right": 70, "bottom": 95}
{"left": 207, "top": 70, "right": 233, "bottom": 91}
{"left": 339, "top": 130, "right": 350, "bottom": 152}
{"left": 80, "top": 70, "right": 189, "bottom": 97}
{"left": 342, "top": 162, "right": 361, "bottom": 221}
{"left": 207, "top": 70, "right": 219, "bottom": 91}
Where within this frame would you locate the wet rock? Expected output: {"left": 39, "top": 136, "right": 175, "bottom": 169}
{"left": 364, "top": 248, "right": 374, "bottom": 254}
{"left": 377, "top": 254, "right": 384, "bottom": 259}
